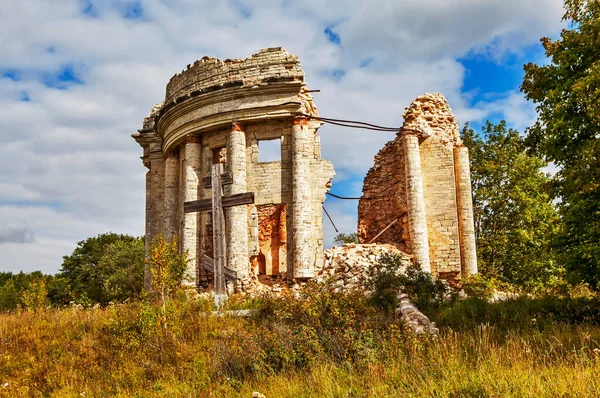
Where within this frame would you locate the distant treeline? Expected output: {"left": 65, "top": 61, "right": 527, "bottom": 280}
{"left": 0, "top": 233, "right": 145, "bottom": 311}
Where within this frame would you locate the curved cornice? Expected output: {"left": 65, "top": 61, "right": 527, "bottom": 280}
{"left": 157, "top": 82, "right": 304, "bottom": 152}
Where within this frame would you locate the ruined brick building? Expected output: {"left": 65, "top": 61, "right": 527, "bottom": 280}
{"left": 133, "top": 48, "right": 335, "bottom": 289}
{"left": 358, "top": 93, "right": 477, "bottom": 280}
{"left": 133, "top": 48, "right": 477, "bottom": 291}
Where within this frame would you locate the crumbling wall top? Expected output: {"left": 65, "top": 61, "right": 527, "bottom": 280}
{"left": 165, "top": 47, "right": 305, "bottom": 105}
{"left": 401, "top": 93, "right": 462, "bottom": 146}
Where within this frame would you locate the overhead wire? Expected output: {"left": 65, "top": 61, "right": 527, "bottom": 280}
{"left": 322, "top": 205, "right": 339, "bottom": 233}
{"left": 297, "top": 112, "right": 427, "bottom": 136}
{"left": 297, "top": 112, "right": 400, "bottom": 132}
{"left": 303, "top": 111, "right": 423, "bottom": 233}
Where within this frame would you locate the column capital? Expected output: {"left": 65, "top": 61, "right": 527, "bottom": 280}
{"left": 400, "top": 127, "right": 430, "bottom": 140}
{"left": 164, "top": 149, "right": 178, "bottom": 159}
{"left": 186, "top": 135, "right": 201, "bottom": 144}
{"left": 400, "top": 128, "right": 420, "bottom": 136}
{"left": 231, "top": 121, "right": 244, "bottom": 132}
{"left": 293, "top": 116, "right": 308, "bottom": 126}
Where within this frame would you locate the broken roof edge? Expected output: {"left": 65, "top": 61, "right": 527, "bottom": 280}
{"left": 401, "top": 92, "right": 463, "bottom": 146}
{"left": 164, "top": 47, "right": 305, "bottom": 105}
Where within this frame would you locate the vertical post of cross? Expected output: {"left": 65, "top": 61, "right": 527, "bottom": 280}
{"left": 211, "top": 163, "right": 227, "bottom": 305}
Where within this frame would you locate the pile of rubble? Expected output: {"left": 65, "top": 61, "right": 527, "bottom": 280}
{"left": 315, "top": 243, "right": 412, "bottom": 291}
{"left": 226, "top": 244, "right": 439, "bottom": 335}
{"left": 318, "top": 244, "right": 439, "bottom": 335}
{"left": 240, "top": 244, "right": 412, "bottom": 295}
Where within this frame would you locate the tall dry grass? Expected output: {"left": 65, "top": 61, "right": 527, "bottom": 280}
{"left": 0, "top": 292, "right": 599, "bottom": 397}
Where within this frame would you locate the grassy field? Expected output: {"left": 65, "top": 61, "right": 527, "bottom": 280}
{"left": 1, "top": 288, "right": 600, "bottom": 397}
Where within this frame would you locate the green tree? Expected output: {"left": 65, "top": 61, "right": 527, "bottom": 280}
{"left": 462, "top": 121, "right": 559, "bottom": 289}
{"left": 47, "top": 275, "right": 73, "bottom": 306}
{"left": 521, "top": 0, "right": 600, "bottom": 287}
{"left": 0, "top": 279, "right": 20, "bottom": 311}
{"left": 0, "top": 272, "right": 53, "bottom": 311}
{"left": 97, "top": 238, "right": 145, "bottom": 302}
{"left": 333, "top": 232, "right": 358, "bottom": 245}
{"left": 59, "top": 233, "right": 145, "bottom": 305}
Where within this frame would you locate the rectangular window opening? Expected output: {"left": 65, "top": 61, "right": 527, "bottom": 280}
{"left": 258, "top": 139, "right": 281, "bottom": 163}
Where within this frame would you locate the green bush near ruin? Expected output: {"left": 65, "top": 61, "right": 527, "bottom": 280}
{"left": 367, "top": 253, "right": 453, "bottom": 316}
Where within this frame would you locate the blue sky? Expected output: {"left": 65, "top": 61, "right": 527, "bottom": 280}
{"left": 0, "top": 0, "right": 566, "bottom": 274}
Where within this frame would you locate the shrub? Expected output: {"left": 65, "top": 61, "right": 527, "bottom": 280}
{"left": 146, "top": 235, "right": 189, "bottom": 335}
{"left": 367, "top": 253, "right": 405, "bottom": 315}
{"left": 21, "top": 279, "right": 48, "bottom": 312}
{"left": 461, "top": 274, "right": 500, "bottom": 299}
{"left": 368, "top": 253, "right": 453, "bottom": 315}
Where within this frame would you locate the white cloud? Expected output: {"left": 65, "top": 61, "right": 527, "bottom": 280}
{"left": 0, "top": 0, "right": 564, "bottom": 273}
{"left": 0, "top": 225, "right": 35, "bottom": 245}
{"left": 455, "top": 90, "right": 538, "bottom": 131}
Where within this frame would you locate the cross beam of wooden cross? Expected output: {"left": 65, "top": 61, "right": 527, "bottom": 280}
{"left": 183, "top": 162, "right": 254, "bottom": 296}
{"left": 184, "top": 192, "right": 254, "bottom": 213}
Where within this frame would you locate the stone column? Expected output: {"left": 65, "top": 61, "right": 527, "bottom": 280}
{"left": 163, "top": 150, "right": 179, "bottom": 241}
{"left": 145, "top": 152, "right": 165, "bottom": 288}
{"left": 183, "top": 135, "right": 201, "bottom": 287}
{"left": 454, "top": 145, "right": 478, "bottom": 276}
{"left": 227, "top": 122, "right": 250, "bottom": 279}
{"left": 403, "top": 134, "right": 431, "bottom": 273}
{"left": 292, "top": 117, "right": 314, "bottom": 278}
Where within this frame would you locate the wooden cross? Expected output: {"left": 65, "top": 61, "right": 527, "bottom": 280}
{"left": 183, "top": 162, "right": 254, "bottom": 296}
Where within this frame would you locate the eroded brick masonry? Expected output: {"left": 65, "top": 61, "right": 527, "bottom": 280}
{"left": 133, "top": 48, "right": 335, "bottom": 290}
{"left": 358, "top": 93, "right": 477, "bottom": 281}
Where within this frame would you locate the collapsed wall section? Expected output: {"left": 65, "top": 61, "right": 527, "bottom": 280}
{"left": 357, "top": 140, "right": 410, "bottom": 252}
{"left": 358, "top": 93, "right": 476, "bottom": 280}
